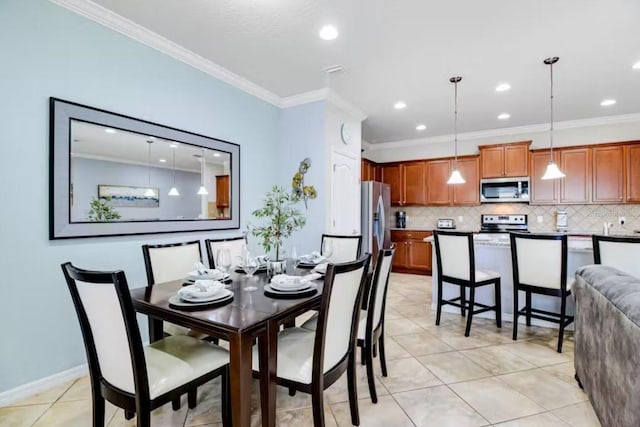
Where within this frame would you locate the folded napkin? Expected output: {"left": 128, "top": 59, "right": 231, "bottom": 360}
{"left": 271, "top": 273, "right": 320, "bottom": 288}
{"left": 178, "top": 280, "right": 224, "bottom": 300}
{"left": 312, "top": 263, "right": 328, "bottom": 274}
{"left": 187, "top": 268, "right": 227, "bottom": 280}
{"left": 300, "top": 251, "right": 327, "bottom": 264}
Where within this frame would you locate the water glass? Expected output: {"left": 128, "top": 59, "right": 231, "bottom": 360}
{"left": 322, "top": 239, "right": 334, "bottom": 259}
{"left": 216, "top": 248, "right": 232, "bottom": 274}
{"left": 290, "top": 246, "right": 299, "bottom": 270}
{"left": 242, "top": 255, "right": 259, "bottom": 291}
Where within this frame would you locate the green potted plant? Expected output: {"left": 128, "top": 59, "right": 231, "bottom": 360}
{"left": 87, "top": 197, "right": 121, "bottom": 222}
{"left": 250, "top": 186, "right": 306, "bottom": 271}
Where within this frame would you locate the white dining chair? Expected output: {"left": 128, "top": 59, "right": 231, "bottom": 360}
{"left": 205, "top": 236, "right": 247, "bottom": 269}
{"left": 62, "top": 262, "right": 231, "bottom": 427}
{"left": 592, "top": 234, "right": 640, "bottom": 279}
{"left": 321, "top": 234, "right": 362, "bottom": 263}
{"left": 253, "top": 255, "right": 371, "bottom": 427}
{"left": 510, "top": 232, "right": 573, "bottom": 352}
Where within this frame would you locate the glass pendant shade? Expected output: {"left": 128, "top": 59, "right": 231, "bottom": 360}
{"left": 541, "top": 161, "right": 566, "bottom": 180}
{"left": 197, "top": 185, "right": 208, "bottom": 196}
{"left": 447, "top": 168, "right": 466, "bottom": 184}
{"left": 168, "top": 187, "right": 180, "bottom": 196}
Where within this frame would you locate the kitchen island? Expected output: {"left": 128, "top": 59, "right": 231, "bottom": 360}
{"left": 426, "top": 234, "right": 594, "bottom": 328}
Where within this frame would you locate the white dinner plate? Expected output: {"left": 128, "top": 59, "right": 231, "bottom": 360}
{"left": 179, "top": 288, "right": 233, "bottom": 303}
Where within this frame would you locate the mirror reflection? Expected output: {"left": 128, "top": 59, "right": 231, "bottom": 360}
{"left": 70, "top": 120, "right": 232, "bottom": 223}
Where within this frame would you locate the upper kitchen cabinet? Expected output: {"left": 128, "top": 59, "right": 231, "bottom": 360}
{"left": 592, "top": 145, "right": 624, "bottom": 203}
{"left": 425, "top": 159, "right": 452, "bottom": 205}
{"left": 559, "top": 147, "right": 591, "bottom": 204}
{"left": 382, "top": 163, "right": 402, "bottom": 205}
{"left": 625, "top": 143, "right": 640, "bottom": 203}
{"left": 530, "top": 150, "right": 559, "bottom": 205}
{"left": 479, "top": 141, "right": 531, "bottom": 178}
{"left": 452, "top": 156, "right": 480, "bottom": 205}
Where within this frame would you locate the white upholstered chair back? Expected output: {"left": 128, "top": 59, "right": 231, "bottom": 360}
{"left": 207, "top": 238, "right": 246, "bottom": 268}
{"left": 596, "top": 240, "right": 640, "bottom": 279}
{"left": 435, "top": 233, "right": 471, "bottom": 281}
{"left": 370, "top": 252, "right": 394, "bottom": 330}
{"left": 75, "top": 279, "right": 136, "bottom": 394}
{"left": 322, "top": 235, "right": 361, "bottom": 263}
{"left": 512, "top": 235, "right": 564, "bottom": 289}
{"left": 145, "top": 242, "right": 201, "bottom": 284}
{"left": 321, "top": 265, "right": 366, "bottom": 373}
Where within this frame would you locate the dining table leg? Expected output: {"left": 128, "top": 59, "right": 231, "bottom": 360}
{"left": 258, "top": 321, "right": 278, "bottom": 427}
{"left": 148, "top": 317, "right": 163, "bottom": 343}
{"left": 229, "top": 332, "right": 254, "bottom": 427}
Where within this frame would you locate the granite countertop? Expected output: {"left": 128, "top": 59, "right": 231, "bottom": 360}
{"left": 423, "top": 234, "right": 594, "bottom": 253}
{"left": 390, "top": 227, "right": 434, "bottom": 231}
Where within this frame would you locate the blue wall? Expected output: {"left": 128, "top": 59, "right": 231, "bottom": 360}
{"left": 0, "top": 0, "right": 281, "bottom": 392}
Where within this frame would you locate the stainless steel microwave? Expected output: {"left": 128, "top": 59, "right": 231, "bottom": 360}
{"left": 480, "top": 177, "right": 530, "bottom": 203}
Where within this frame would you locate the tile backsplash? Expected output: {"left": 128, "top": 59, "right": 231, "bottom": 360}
{"left": 393, "top": 204, "right": 640, "bottom": 235}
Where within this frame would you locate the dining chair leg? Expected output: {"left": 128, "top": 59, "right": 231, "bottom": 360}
{"left": 435, "top": 278, "right": 444, "bottom": 326}
{"left": 557, "top": 293, "right": 567, "bottom": 353}
{"left": 378, "top": 334, "right": 388, "bottom": 377}
{"left": 372, "top": 343, "right": 377, "bottom": 358}
{"left": 360, "top": 345, "right": 366, "bottom": 365}
{"left": 365, "top": 341, "right": 377, "bottom": 404}
{"left": 91, "top": 391, "right": 105, "bottom": 427}
{"left": 347, "top": 351, "right": 360, "bottom": 426}
{"left": 513, "top": 288, "right": 519, "bottom": 341}
{"left": 464, "top": 286, "right": 476, "bottom": 337}
{"left": 172, "top": 397, "right": 181, "bottom": 410}
{"left": 188, "top": 389, "right": 197, "bottom": 409}
{"left": 221, "top": 368, "right": 231, "bottom": 427}
{"left": 494, "top": 278, "right": 502, "bottom": 328}
{"left": 288, "top": 387, "right": 297, "bottom": 396}
{"left": 124, "top": 410, "right": 135, "bottom": 420}
{"left": 525, "top": 291, "right": 532, "bottom": 326}
{"left": 311, "top": 386, "right": 325, "bottom": 427}
{"left": 460, "top": 286, "right": 466, "bottom": 317}
{"left": 136, "top": 410, "right": 150, "bottom": 427}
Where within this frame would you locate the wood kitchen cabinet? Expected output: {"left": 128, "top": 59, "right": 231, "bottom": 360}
{"left": 452, "top": 156, "right": 480, "bottom": 205}
{"left": 425, "top": 159, "right": 452, "bottom": 205}
{"left": 530, "top": 150, "right": 559, "bottom": 205}
{"left": 626, "top": 144, "right": 640, "bottom": 203}
{"left": 559, "top": 147, "right": 591, "bottom": 204}
{"left": 391, "top": 230, "right": 432, "bottom": 275}
{"left": 479, "top": 141, "right": 531, "bottom": 178}
{"left": 361, "top": 158, "right": 383, "bottom": 182}
{"left": 215, "top": 175, "right": 230, "bottom": 208}
{"left": 382, "top": 164, "right": 402, "bottom": 205}
{"left": 592, "top": 145, "right": 624, "bottom": 203}
{"left": 382, "top": 161, "right": 425, "bottom": 205}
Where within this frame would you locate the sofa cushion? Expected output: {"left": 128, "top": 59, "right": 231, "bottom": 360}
{"left": 576, "top": 265, "right": 640, "bottom": 328}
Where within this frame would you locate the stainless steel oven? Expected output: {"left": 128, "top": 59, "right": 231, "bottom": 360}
{"left": 480, "top": 177, "right": 530, "bottom": 203}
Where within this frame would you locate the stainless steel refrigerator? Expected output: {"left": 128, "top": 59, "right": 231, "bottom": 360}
{"left": 361, "top": 181, "right": 391, "bottom": 265}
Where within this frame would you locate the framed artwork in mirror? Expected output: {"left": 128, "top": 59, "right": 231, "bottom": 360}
{"left": 50, "top": 97, "right": 240, "bottom": 239}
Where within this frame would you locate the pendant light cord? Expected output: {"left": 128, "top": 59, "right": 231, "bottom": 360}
{"left": 549, "top": 60, "right": 554, "bottom": 159}
{"left": 172, "top": 147, "right": 176, "bottom": 185}
{"left": 147, "top": 141, "right": 152, "bottom": 187}
{"left": 454, "top": 79, "right": 458, "bottom": 168}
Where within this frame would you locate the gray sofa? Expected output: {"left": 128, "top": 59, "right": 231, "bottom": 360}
{"left": 574, "top": 265, "right": 640, "bottom": 427}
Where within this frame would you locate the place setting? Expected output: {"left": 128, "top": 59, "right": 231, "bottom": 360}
{"left": 264, "top": 272, "right": 322, "bottom": 299}
{"left": 297, "top": 240, "right": 332, "bottom": 268}
{"left": 183, "top": 261, "right": 231, "bottom": 285}
{"left": 169, "top": 279, "right": 234, "bottom": 310}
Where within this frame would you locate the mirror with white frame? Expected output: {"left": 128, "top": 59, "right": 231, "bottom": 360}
{"left": 50, "top": 98, "right": 240, "bottom": 239}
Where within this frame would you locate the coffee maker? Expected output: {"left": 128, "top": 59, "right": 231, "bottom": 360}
{"left": 395, "top": 211, "right": 406, "bottom": 228}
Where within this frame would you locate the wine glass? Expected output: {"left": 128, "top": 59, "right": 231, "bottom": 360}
{"left": 216, "top": 248, "right": 232, "bottom": 276}
{"left": 322, "top": 239, "right": 334, "bottom": 261}
{"left": 242, "top": 255, "right": 259, "bottom": 291}
{"left": 290, "top": 246, "right": 299, "bottom": 271}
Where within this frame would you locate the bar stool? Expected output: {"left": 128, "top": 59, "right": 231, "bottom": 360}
{"left": 510, "top": 232, "right": 574, "bottom": 353}
{"left": 433, "top": 231, "right": 502, "bottom": 337}
{"left": 592, "top": 234, "right": 640, "bottom": 278}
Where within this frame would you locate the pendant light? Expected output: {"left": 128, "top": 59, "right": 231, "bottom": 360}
{"left": 447, "top": 76, "right": 466, "bottom": 185}
{"left": 197, "top": 148, "right": 208, "bottom": 196}
{"left": 541, "top": 57, "right": 566, "bottom": 180}
{"left": 168, "top": 144, "right": 180, "bottom": 196}
{"left": 143, "top": 140, "right": 155, "bottom": 197}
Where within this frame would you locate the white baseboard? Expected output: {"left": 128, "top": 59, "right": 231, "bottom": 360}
{"left": 0, "top": 364, "right": 87, "bottom": 407}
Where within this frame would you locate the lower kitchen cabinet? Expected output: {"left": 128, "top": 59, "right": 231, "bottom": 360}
{"left": 391, "top": 230, "right": 433, "bottom": 275}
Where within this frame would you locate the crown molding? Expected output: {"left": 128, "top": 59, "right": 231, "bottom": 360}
{"left": 280, "top": 88, "right": 368, "bottom": 121}
{"left": 49, "top": 0, "right": 281, "bottom": 106}
{"left": 325, "top": 89, "right": 368, "bottom": 121}
{"left": 367, "top": 113, "right": 640, "bottom": 151}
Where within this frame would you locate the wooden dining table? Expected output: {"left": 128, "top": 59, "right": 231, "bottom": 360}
{"left": 129, "top": 270, "right": 324, "bottom": 427}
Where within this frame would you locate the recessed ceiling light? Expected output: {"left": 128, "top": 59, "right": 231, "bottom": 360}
{"left": 213, "top": 152, "right": 221, "bottom": 157}
{"left": 158, "top": 158, "right": 167, "bottom": 163}
{"left": 394, "top": 101, "right": 407, "bottom": 110}
{"left": 632, "top": 61, "right": 640, "bottom": 70}
{"left": 104, "top": 128, "right": 116, "bottom": 134}
{"left": 416, "top": 124, "right": 427, "bottom": 131}
{"left": 319, "top": 25, "right": 338, "bottom": 41}
{"left": 600, "top": 99, "right": 617, "bottom": 107}
{"left": 497, "top": 113, "right": 511, "bottom": 120}
{"left": 495, "top": 83, "right": 511, "bottom": 92}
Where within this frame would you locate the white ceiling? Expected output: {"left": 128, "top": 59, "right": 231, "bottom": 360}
{"left": 89, "top": 0, "right": 640, "bottom": 143}
{"left": 71, "top": 121, "right": 230, "bottom": 172}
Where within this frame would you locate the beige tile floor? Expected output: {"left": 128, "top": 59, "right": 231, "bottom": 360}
{"left": 0, "top": 273, "right": 602, "bottom": 427}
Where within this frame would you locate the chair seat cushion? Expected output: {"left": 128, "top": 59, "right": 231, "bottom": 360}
{"left": 252, "top": 327, "right": 315, "bottom": 384}
{"left": 302, "top": 311, "right": 367, "bottom": 340}
{"left": 145, "top": 335, "right": 229, "bottom": 399}
{"left": 476, "top": 269, "right": 500, "bottom": 282}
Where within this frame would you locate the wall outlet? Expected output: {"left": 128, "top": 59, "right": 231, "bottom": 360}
{"left": 619, "top": 216, "right": 626, "bottom": 225}
{"left": 458, "top": 216, "right": 464, "bottom": 222}
{"left": 537, "top": 215, "right": 544, "bottom": 224}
